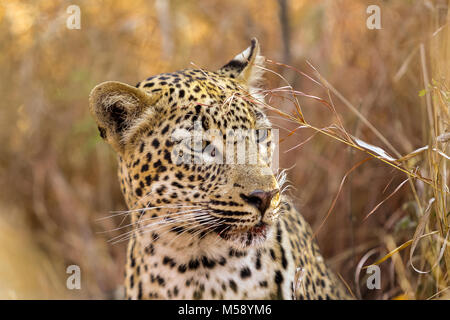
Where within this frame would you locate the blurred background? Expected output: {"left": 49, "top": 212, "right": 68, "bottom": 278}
{"left": 0, "top": 0, "right": 448, "bottom": 299}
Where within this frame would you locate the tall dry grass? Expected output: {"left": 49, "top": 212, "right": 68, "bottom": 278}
{"left": 0, "top": 0, "right": 448, "bottom": 299}
{"left": 262, "top": 1, "right": 450, "bottom": 299}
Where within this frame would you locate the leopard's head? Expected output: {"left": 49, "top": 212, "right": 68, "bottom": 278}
{"left": 90, "top": 39, "right": 283, "bottom": 249}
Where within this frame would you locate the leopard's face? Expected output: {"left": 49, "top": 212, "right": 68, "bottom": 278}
{"left": 90, "top": 39, "right": 281, "bottom": 249}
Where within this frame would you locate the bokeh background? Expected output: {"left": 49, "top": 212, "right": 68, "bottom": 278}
{"left": 0, "top": 0, "right": 448, "bottom": 299}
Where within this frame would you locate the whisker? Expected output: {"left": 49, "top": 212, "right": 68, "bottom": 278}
{"left": 116, "top": 211, "right": 214, "bottom": 244}
{"left": 212, "top": 225, "right": 230, "bottom": 245}
{"left": 164, "top": 214, "right": 218, "bottom": 247}
{"left": 110, "top": 216, "right": 205, "bottom": 246}
{"left": 101, "top": 208, "right": 207, "bottom": 235}
{"left": 141, "top": 212, "right": 216, "bottom": 248}
{"left": 186, "top": 218, "right": 221, "bottom": 241}
{"left": 281, "top": 184, "right": 294, "bottom": 193}
{"left": 106, "top": 211, "right": 211, "bottom": 244}
{"left": 97, "top": 204, "right": 202, "bottom": 221}
{"left": 108, "top": 212, "right": 213, "bottom": 244}
{"left": 198, "top": 220, "right": 224, "bottom": 241}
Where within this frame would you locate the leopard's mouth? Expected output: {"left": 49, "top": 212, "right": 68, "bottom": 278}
{"left": 213, "top": 221, "right": 270, "bottom": 247}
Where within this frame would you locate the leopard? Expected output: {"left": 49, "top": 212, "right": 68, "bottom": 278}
{"left": 89, "top": 38, "right": 351, "bottom": 300}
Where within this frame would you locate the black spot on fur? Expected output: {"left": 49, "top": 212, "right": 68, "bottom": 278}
{"left": 137, "top": 281, "right": 143, "bottom": 299}
{"left": 229, "top": 280, "right": 237, "bottom": 293}
{"left": 188, "top": 259, "right": 199, "bottom": 270}
{"left": 163, "top": 256, "right": 176, "bottom": 268}
{"left": 178, "top": 264, "right": 187, "bottom": 273}
{"left": 240, "top": 267, "right": 251, "bottom": 279}
{"left": 152, "top": 139, "right": 160, "bottom": 148}
{"left": 201, "top": 256, "right": 216, "bottom": 269}
{"left": 129, "top": 274, "right": 134, "bottom": 288}
{"left": 161, "top": 124, "right": 170, "bottom": 134}
{"left": 255, "top": 250, "right": 262, "bottom": 270}
{"left": 135, "top": 188, "right": 142, "bottom": 197}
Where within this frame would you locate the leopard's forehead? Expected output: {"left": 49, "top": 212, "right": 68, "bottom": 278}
{"left": 133, "top": 69, "right": 269, "bottom": 133}
{"left": 136, "top": 69, "right": 239, "bottom": 100}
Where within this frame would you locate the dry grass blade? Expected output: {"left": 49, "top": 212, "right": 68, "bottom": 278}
{"left": 384, "top": 235, "right": 414, "bottom": 298}
{"left": 265, "top": 58, "right": 324, "bottom": 88}
{"left": 397, "top": 145, "right": 450, "bottom": 162}
{"left": 364, "top": 231, "right": 438, "bottom": 268}
{"left": 427, "top": 286, "right": 450, "bottom": 300}
{"left": 313, "top": 158, "right": 371, "bottom": 238}
{"left": 257, "top": 71, "right": 437, "bottom": 191}
{"left": 364, "top": 178, "right": 409, "bottom": 221}
{"left": 305, "top": 60, "right": 401, "bottom": 158}
{"left": 409, "top": 198, "right": 436, "bottom": 274}
{"left": 354, "top": 248, "right": 379, "bottom": 299}
{"left": 336, "top": 272, "right": 356, "bottom": 299}
{"left": 284, "top": 130, "right": 320, "bottom": 152}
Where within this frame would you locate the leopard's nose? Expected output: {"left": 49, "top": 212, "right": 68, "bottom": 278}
{"left": 241, "top": 189, "right": 279, "bottom": 215}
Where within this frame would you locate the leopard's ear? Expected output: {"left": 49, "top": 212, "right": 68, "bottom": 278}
{"left": 89, "top": 81, "right": 161, "bottom": 154}
{"left": 218, "top": 38, "right": 264, "bottom": 87}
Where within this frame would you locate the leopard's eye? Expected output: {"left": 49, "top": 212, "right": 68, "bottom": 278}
{"left": 191, "top": 140, "right": 210, "bottom": 153}
{"left": 203, "top": 141, "right": 211, "bottom": 151}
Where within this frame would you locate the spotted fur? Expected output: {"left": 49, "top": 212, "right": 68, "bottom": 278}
{"left": 89, "top": 38, "right": 351, "bottom": 300}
